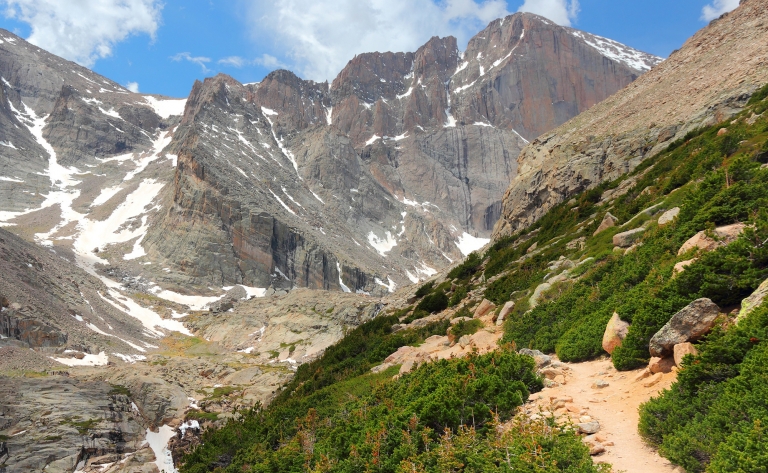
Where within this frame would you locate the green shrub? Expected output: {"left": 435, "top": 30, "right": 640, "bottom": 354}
{"left": 448, "top": 284, "right": 468, "bottom": 307}
{"left": 747, "top": 82, "right": 768, "bottom": 105}
{"left": 415, "top": 281, "right": 435, "bottom": 298}
{"left": 447, "top": 252, "right": 482, "bottom": 281}
{"left": 639, "top": 304, "right": 768, "bottom": 472}
{"left": 415, "top": 291, "right": 449, "bottom": 314}
{"left": 450, "top": 319, "right": 483, "bottom": 338}
{"left": 180, "top": 349, "right": 574, "bottom": 473}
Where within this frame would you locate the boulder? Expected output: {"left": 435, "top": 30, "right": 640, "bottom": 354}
{"left": 594, "top": 212, "right": 619, "bottom": 235}
{"left": 540, "top": 368, "right": 564, "bottom": 380}
{"left": 737, "top": 277, "right": 768, "bottom": 323}
{"left": 473, "top": 299, "right": 496, "bottom": 318}
{"left": 458, "top": 335, "right": 471, "bottom": 348}
{"left": 649, "top": 298, "right": 721, "bottom": 357}
{"left": 602, "top": 312, "right": 630, "bottom": 354}
{"left": 519, "top": 348, "right": 552, "bottom": 368}
{"left": 673, "top": 342, "right": 698, "bottom": 366}
{"left": 642, "top": 372, "right": 663, "bottom": 388}
{"left": 612, "top": 227, "right": 645, "bottom": 248}
{"left": 529, "top": 282, "right": 552, "bottom": 308}
{"left": 673, "top": 259, "right": 696, "bottom": 275}
{"left": 717, "top": 127, "right": 728, "bottom": 136}
{"left": 678, "top": 223, "right": 746, "bottom": 255}
{"left": 648, "top": 356, "right": 675, "bottom": 374}
{"left": 591, "top": 380, "right": 609, "bottom": 389}
{"left": 658, "top": 207, "right": 680, "bottom": 226}
{"left": 496, "top": 301, "right": 515, "bottom": 326}
{"left": 578, "top": 421, "right": 601, "bottom": 434}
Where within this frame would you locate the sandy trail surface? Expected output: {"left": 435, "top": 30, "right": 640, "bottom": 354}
{"left": 528, "top": 357, "right": 680, "bottom": 473}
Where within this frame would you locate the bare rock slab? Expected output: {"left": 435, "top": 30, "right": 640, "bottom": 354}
{"left": 678, "top": 223, "right": 746, "bottom": 255}
{"left": 649, "top": 298, "right": 720, "bottom": 357}
{"left": 473, "top": 299, "right": 496, "bottom": 318}
{"left": 594, "top": 212, "right": 619, "bottom": 235}
{"left": 737, "top": 277, "right": 768, "bottom": 323}
{"left": 613, "top": 227, "right": 645, "bottom": 248}
{"left": 658, "top": 207, "right": 680, "bottom": 226}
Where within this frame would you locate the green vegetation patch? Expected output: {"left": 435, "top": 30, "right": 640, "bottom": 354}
{"left": 178, "top": 348, "right": 601, "bottom": 473}
{"left": 450, "top": 318, "right": 483, "bottom": 338}
{"left": 639, "top": 303, "right": 768, "bottom": 472}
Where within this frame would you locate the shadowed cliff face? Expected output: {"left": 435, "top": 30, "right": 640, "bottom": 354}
{"left": 142, "top": 12, "right": 659, "bottom": 293}
{"left": 493, "top": 1, "right": 768, "bottom": 239}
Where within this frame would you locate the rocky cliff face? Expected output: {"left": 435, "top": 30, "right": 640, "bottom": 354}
{"left": 141, "top": 12, "right": 659, "bottom": 293}
{"left": 493, "top": 0, "right": 768, "bottom": 238}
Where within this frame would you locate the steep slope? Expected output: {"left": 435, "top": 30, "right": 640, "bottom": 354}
{"left": 493, "top": 0, "right": 768, "bottom": 238}
{"left": 144, "top": 12, "right": 660, "bottom": 293}
{"left": 0, "top": 227, "right": 164, "bottom": 360}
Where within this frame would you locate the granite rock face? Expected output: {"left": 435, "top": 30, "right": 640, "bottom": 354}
{"left": 0, "top": 377, "right": 148, "bottom": 473}
{"left": 141, "top": 13, "right": 658, "bottom": 292}
{"left": 493, "top": 1, "right": 768, "bottom": 239}
{"left": 0, "top": 12, "right": 656, "bottom": 294}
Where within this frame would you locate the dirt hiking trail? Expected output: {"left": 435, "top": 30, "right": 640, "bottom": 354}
{"left": 527, "top": 357, "right": 681, "bottom": 473}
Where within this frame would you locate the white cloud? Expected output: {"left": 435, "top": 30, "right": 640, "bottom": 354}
{"left": 125, "top": 81, "right": 139, "bottom": 93}
{"left": 171, "top": 52, "right": 212, "bottom": 73}
{"left": 253, "top": 54, "right": 290, "bottom": 70}
{"left": 1, "top": 0, "right": 162, "bottom": 67}
{"left": 701, "top": 0, "right": 739, "bottom": 21}
{"left": 517, "top": 0, "right": 579, "bottom": 27}
{"left": 246, "top": 0, "right": 510, "bottom": 82}
{"left": 218, "top": 56, "right": 246, "bottom": 68}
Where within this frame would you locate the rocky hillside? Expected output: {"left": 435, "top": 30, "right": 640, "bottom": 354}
{"left": 493, "top": 0, "right": 768, "bottom": 238}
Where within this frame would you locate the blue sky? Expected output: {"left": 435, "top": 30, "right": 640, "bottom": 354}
{"left": 0, "top": 0, "right": 739, "bottom": 98}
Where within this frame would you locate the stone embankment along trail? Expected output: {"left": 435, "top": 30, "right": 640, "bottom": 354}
{"left": 528, "top": 357, "right": 679, "bottom": 473}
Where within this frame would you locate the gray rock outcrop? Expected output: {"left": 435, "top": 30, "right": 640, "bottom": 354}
{"left": 649, "top": 298, "right": 721, "bottom": 357}
{"left": 737, "top": 277, "right": 768, "bottom": 322}
{"left": 612, "top": 228, "right": 646, "bottom": 248}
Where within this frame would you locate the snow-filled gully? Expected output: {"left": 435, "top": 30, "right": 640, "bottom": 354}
{"left": 0, "top": 100, "right": 267, "bottom": 354}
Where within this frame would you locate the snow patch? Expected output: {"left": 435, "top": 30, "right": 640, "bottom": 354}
{"left": 365, "top": 135, "right": 381, "bottom": 146}
{"left": 453, "top": 61, "right": 469, "bottom": 76}
{"left": 337, "top": 262, "right": 351, "bottom": 293}
{"left": 396, "top": 87, "right": 414, "bottom": 99}
{"left": 51, "top": 351, "right": 108, "bottom": 366}
{"left": 309, "top": 189, "right": 325, "bottom": 204}
{"left": 269, "top": 189, "right": 297, "bottom": 215}
{"left": 144, "top": 96, "right": 187, "bottom": 118}
{"left": 0, "top": 176, "right": 23, "bottom": 183}
{"left": 569, "top": 30, "right": 661, "bottom": 72}
{"left": 112, "top": 353, "right": 147, "bottom": 363}
{"left": 455, "top": 232, "right": 489, "bottom": 256}
{"left": 145, "top": 425, "right": 177, "bottom": 473}
{"left": 375, "top": 277, "right": 397, "bottom": 293}
{"left": 453, "top": 80, "right": 476, "bottom": 94}
{"left": 367, "top": 230, "right": 397, "bottom": 256}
